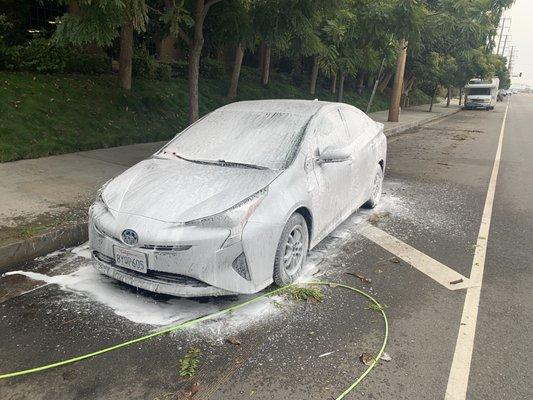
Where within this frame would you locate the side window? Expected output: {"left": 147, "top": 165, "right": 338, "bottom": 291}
{"left": 341, "top": 109, "right": 374, "bottom": 144}
{"left": 315, "top": 110, "right": 350, "bottom": 150}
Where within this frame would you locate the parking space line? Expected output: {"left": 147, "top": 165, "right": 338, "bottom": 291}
{"left": 361, "top": 224, "right": 471, "bottom": 291}
{"left": 444, "top": 102, "right": 509, "bottom": 400}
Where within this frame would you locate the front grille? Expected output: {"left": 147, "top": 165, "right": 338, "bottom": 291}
{"left": 140, "top": 244, "right": 192, "bottom": 251}
{"left": 94, "top": 224, "right": 191, "bottom": 252}
{"left": 93, "top": 251, "right": 209, "bottom": 287}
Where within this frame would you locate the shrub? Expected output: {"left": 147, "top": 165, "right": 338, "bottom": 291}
{"left": 154, "top": 62, "right": 172, "bottom": 81}
{"left": 132, "top": 48, "right": 155, "bottom": 78}
{"left": 170, "top": 60, "right": 188, "bottom": 77}
{"left": 0, "top": 45, "right": 22, "bottom": 70}
{"left": 20, "top": 38, "right": 69, "bottom": 73}
{"left": 200, "top": 58, "right": 226, "bottom": 79}
{"left": 65, "top": 53, "right": 111, "bottom": 74}
{"left": 239, "top": 65, "right": 260, "bottom": 82}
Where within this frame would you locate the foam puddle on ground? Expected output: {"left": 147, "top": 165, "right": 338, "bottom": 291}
{"left": 1, "top": 183, "right": 410, "bottom": 331}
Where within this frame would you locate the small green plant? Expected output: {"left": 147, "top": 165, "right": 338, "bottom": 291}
{"left": 276, "top": 285, "right": 324, "bottom": 302}
{"left": 179, "top": 347, "right": 201, "bottom": 378}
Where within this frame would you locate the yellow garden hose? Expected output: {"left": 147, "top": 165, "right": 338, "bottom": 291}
{"left": 0, "top": 281, "right": 388, "bottom": 400}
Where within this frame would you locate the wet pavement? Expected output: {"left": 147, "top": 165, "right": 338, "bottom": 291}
{"left": 0, "top": 96, "right": 532, "bottom": 399}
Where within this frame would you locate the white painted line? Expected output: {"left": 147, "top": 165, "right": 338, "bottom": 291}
{"left": 444, "top": 102, "right": 510, "bottom": 399}
{"left": 361, "top": 224, "right": 470, "bottom": 291}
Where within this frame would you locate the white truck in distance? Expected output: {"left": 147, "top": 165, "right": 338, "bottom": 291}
{"left": 464, "top": 78, "right": 500, "bottom": 110}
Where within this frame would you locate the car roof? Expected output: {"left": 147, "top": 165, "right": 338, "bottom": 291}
{"left": 219, "top": 99, "right": 336, "bottom": 117}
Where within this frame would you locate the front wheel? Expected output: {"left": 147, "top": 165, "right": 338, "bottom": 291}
{"left": 273, "top": 213, "right": 309, "bottom": 286}
{"left": 363, "top": 167, "right": 384, "bottom": 209}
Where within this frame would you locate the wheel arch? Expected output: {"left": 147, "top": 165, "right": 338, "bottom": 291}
{"left": 293, "top": 206, "right": 313, "bottom": 248}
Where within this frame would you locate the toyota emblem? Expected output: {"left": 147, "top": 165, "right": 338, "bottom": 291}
{"left": 121, "top": 229, "right": 139, "bottom": 246}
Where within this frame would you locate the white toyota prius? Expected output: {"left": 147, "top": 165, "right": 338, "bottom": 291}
{"left": 89, "top": 100, "right": 387, "bottom": 297}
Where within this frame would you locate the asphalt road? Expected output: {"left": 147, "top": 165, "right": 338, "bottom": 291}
{"left": 0, "top": 95, "right": 531, "bottom": 400}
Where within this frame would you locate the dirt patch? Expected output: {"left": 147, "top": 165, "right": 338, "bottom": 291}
{"left": 0, "top": 200, "right": 90, "bottom": 247}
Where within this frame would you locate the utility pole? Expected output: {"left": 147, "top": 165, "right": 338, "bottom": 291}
{"left": 388, "top": 39, "right": 408, "bottom": 122}
{"left": 496, "top": 18, "right": 510, "bottom": 55}
{"left": 501, "top": 34, "right": 511, "bottom": 57}
{"left": 508, "top": 46, "right": 514, "bottom": 73}
{"left": 366, "top": 57, "right": 385, "bottom": 114}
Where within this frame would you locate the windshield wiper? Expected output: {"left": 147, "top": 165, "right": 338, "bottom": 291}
{"left": 210, "top": 159, "right": 269, "bottom": 170}
{"left": 160, "top": 151, "right": 268, "bottom": 170}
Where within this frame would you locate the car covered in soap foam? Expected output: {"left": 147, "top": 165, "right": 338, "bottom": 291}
{"left": 89, "top": 100, "right": 386, "bottom": 297}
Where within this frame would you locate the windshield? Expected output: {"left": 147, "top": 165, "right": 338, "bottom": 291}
{"left": 468, "top": 88, "right": 491, "bottom": 96}
{"left": 162, "top": 109, "right": 311, "bottom": 170}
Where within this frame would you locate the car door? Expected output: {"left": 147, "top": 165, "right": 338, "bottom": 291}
{"left": 340, "top": 108, "right": 378, "bottom": 206}
{"left": 306, "top": 109, "right": 355, "bottom": 240}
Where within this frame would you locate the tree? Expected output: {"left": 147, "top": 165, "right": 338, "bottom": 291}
{"left": 204, "top": 0, "right": 253, "bottom": 101}
{"left": 55, "top": 0, "right": 148, "bottom": 90}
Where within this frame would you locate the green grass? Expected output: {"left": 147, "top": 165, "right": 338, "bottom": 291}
{"left": 276, "top": 285, "right": 325, "bottom": 302}
{"left": 0, "top": 69, "right": 431, "bottom": 162}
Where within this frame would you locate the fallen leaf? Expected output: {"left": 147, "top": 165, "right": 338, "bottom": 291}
{"left": 346, "top": 272, "right": 372, "bottom": 284}
{"left": 380, "top": 352, "right": 392, "bottom": 362}
{"left": 359, "top": 352, "right": 374, "bottom": 366}
{"left": 450, "top": 278, "right": 463, "bottom": 285}
{"left": 184, "top": 381, "right": 201, "bottom": 398}
{"left": 389, "top": 257, "right": 400, "bottom": 264}
{"left": 226, "top": 337, "right": 241, "bottom": 346}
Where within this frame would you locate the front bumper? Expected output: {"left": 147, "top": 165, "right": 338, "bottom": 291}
{"left": 92, "top": 252, "right": 234, "bottom": 297}
{"left": 88, "top": 203, "right": 268, "bottom": 297}
{"left": 464, "top": 102, "right": 491, "bottom": 109}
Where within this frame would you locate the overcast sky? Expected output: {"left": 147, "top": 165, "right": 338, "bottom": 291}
{"left": 503, "top": 0, "right": 533, "bottom": 87}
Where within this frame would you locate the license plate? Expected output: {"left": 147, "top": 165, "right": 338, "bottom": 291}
{"left": 114, "top": 246, "right": 148, "bottom": 273}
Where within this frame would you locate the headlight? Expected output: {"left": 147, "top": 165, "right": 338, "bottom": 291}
{"left": 95, "top": 180, "right": 112, "bottom": 207}
{"left": 185, "top": 188, "right": 267, "bottom": 248}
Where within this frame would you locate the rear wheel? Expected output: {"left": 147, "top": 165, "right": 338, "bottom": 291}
{"left": 273, "top": 213, "right": 309, "bottom": 286}
{"left": 363, "top": 167, "right": 384, "bottom": 209}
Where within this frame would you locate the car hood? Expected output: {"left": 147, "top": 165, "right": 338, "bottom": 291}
{"left": 102, "top": 157, "right": 280, "bottom": 223}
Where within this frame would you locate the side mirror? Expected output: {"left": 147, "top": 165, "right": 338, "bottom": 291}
{"left": 316, "top": 145, "right": 352, "bottom": 165}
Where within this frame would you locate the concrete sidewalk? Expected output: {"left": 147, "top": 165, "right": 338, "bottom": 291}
{"left": 0, "top": 101, "right": 459, "bottom": 269}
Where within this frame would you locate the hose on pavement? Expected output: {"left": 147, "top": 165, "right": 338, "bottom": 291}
{"left": 0, "top": 281, "right": 388, "bottom": 400}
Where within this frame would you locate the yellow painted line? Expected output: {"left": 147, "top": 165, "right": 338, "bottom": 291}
{"left": 445, "top": 101, "right": 510, "bottom": 399}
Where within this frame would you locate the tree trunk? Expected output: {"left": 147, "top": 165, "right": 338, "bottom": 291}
{"left": 228, "top": 44, "right": 244, "bottom": 102}
{"left": 388, "top": 39, "right": 408, "bottom": 122}
{"left": 459, "top": 88, "right": 463, "bottom": 105}
{"left": 261, "top": 45, "right": 271, "bottom": 86}
{"left": 187, "top": 0, "right": 208, "bottom": 123}
{"left": 378, "top": 70, "right": 393, "bottom": 93}
{"left": 355, "top": 71, "right": 365, "bottom": 94}
{"left": 331, "top": 72, "right": 337, "bottom": 94}
{"left": 259, "top": 42, "right": 265, "bottom": 74}
{"left": 446, "top": 86, "right": 452, "bottom": 107}
{"left": 309, "top": 55, "right": 319, "bottom": 95}
{"left": 337, "top": 70, "right": 346, "bottom": 102}
{"left": 429, "top": 83, "right": 438, "bottom": 112}
{"left": 118, "top": 21, "right": 134, "bottom": 90}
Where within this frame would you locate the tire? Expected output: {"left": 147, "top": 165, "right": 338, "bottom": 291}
{"left": 273, "top": 213, "right": 309, "bottom": 286}
{"left": 363, "top": 167, "right": 384, "bottom": 209}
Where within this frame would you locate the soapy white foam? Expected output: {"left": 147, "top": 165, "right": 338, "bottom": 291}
{"left": 188, "top": 297, "right": 280, "bottom": 342}
{"left": 3, "top": 265, "right": 219, "bottom": 326}
{"left": 71, "top": 243, "right": 91, "bottom": 259}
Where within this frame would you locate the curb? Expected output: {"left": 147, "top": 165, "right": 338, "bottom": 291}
{"left": 0, "top": 107, "right": 461, "bottom": 272}
{"left": 0, "top": 222, "right": 88, "bottom": 272}
{"left": 383, "top": 108, "right": 461, "bottom": 137}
